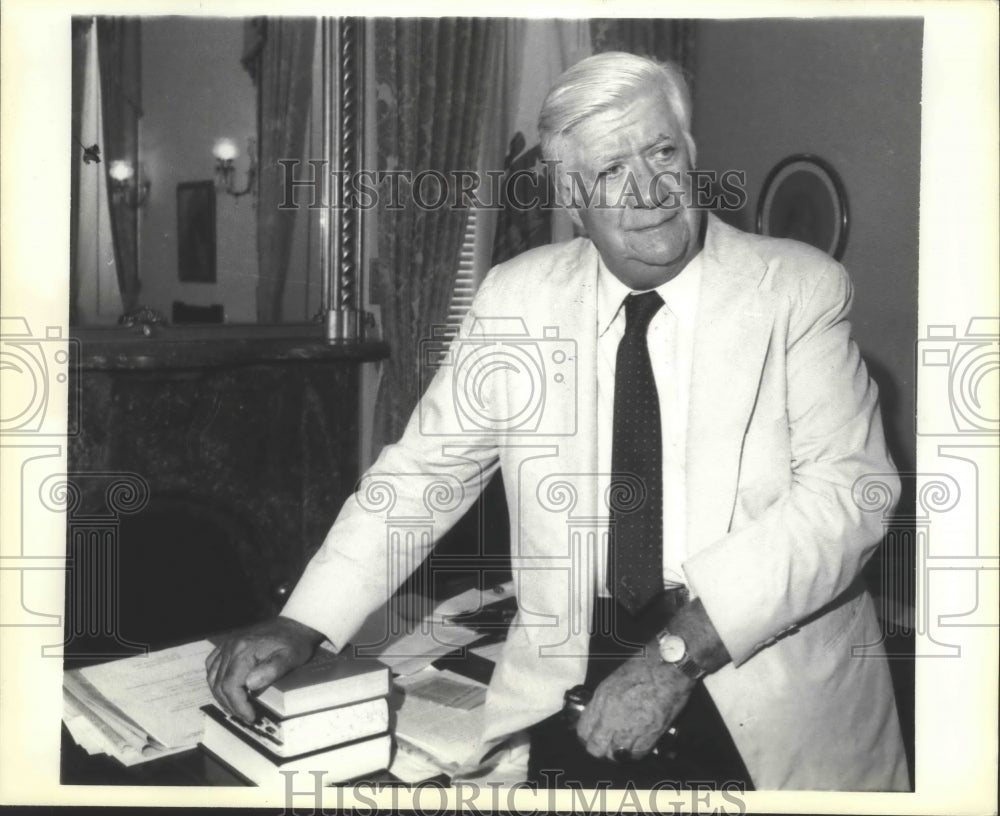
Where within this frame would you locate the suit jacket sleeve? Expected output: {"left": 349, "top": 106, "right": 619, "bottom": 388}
{"left": 280, "top": 278, "right": 504, "bottom": 649}
{"left": 683, "top": 259, "right": 900, "bottom": 666}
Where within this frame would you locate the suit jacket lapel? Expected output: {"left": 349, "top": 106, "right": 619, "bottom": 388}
{"left": 686, "top": 217, "right": 777, "bottom": 554}
{"left": 553, "top": 242, "right": 601, "bottom": 644}
{"left": 549, "top": 239, "right": 600, "bottom": 484}
{"left": 520, "top": 239, "right": 601, "bottom": 649}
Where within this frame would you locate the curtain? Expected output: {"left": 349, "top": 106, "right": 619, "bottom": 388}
{"left": 590, "top": 18, "right": 696, "bottom": 78}
{"left": 489, "top": 20, "right": 593, "bottom": 267}
{"left": 371, "top": 18, "right": 499, "bottom": 450}
{"left": 70, "top": 18, "right": 94, "bottom": 325}
{"left": 96, "top": 17, "right": 142, "bottom": 314}
{"left": 243, "top": 18, "right": 316, "bottom": 323}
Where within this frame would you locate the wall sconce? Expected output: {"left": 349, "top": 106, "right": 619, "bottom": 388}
{"left": 108, "top": 159, "right": 150, "bottom": 208}
{"left": 213, "top": 137, "right": 257, "bottom": 198}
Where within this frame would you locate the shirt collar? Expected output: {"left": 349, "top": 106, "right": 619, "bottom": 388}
{"left": 596, "top": 250, "right": 704, "bottom": 337}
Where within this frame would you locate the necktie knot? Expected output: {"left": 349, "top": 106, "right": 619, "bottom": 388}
{"left": 623, "top": 291, "right": 664, "bottom": 337}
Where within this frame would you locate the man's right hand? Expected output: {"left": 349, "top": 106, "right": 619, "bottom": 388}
{"left": 205, "top": 616, "right": 325, "bottom": 723}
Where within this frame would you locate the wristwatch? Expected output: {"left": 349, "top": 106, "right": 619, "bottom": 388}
{"left": 656, "top": 628, "right": 707, "bottom": 680}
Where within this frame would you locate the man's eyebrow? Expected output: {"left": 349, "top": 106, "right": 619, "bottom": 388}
{"left": 594, "top": 133, "right": 677, "bottom": 166}
{"left": 593, "top": 150, "right": 629, "bottom": 167}
{"left": 645, "top": 132, "right": 676, "bottom": 150}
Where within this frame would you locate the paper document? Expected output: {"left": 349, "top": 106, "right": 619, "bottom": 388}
{"left": 407, "top": 674, "right": 487, "bottom": 710}
{"left": 350, "top": 604, "right": 483, "bottom": 675}
{"left": 75, "top": 639, "right": 216, "bottom": 748}
{"left": 370, "top": 625, "right": 483, "bottom": 675}
{"left": 351, "top": 582, "right": 514, "bottom": 676}
{"left": 389, "top": 740, "right": 452, "bottom": 783}
{"left": 63, "top": 687, "right": 193, "bottom": 766}
{"left": 469, "top": 639, "right": 505, "bottom": 662}
{"left": 431, "top": 580, "right": 515, "bottom": 622}
{"left": 393, "top": 668, "right": 487, "bottom": 769}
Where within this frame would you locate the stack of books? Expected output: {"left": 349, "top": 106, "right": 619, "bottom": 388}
{"left": 200, "top": 647, "right": 392, "bottom": 786}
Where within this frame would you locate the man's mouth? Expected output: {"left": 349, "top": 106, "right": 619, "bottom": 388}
{"left": 627, "top": 209, "right": 679, "bottom": 232}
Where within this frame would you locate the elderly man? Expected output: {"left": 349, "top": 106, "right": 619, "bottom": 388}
{"left": 207, "top": 52, "right": 908, "bottom": 791}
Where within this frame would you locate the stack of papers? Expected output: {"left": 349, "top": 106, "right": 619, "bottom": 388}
{"left": 355, "top": 580, "right": 515, "bottom": 676}
{"left": 381, "top": 583, "right": 518, "bottom": 782}
{"left": 428, "top": 580, "right": 515, "bottom": 624}
{"left": 63, "top": 640, "right": 216, "bottom": 765}
{"left": 389, "top": 668, "right": 489, "bottom": 781}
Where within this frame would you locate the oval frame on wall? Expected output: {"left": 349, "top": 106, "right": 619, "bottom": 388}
{"left": 756, "top": 153, "right": 849, "bottom": 261}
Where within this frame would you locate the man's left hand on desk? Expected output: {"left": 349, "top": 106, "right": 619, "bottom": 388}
{"left": 576, "top": 652, "right": 696, "bottom": 762}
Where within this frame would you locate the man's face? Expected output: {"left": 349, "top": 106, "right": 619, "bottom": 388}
{"left": 558, "top": 87, "right": 702, "bottom": 290}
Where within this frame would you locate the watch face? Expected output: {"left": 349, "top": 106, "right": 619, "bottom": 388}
{"left": 658, "top": 634, "right": 686, "bottom": 663}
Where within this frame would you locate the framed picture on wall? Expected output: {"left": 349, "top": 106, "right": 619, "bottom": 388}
{"left": 177, "top": 180, "right": 217, "bottom": 283}
{"left": 756, "top": 154, "right": 849, "bottom": 260}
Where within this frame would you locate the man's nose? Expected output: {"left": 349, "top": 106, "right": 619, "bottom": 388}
{"left": 630, "top": 162, "right": 676, "bottom": 209}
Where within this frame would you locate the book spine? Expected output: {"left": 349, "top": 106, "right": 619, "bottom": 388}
{"left": 201, "top": 710, "right": 391, "bottom": 786}
{"left": 242, "top": 698, "right": 389, "bottom": 756}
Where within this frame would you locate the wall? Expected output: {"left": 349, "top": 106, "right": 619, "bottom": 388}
{"left": 692, "top": 18, "right": 922, "bottom": 473}
{"left": 140, "top": 18, "right": 259, "bottom": 323}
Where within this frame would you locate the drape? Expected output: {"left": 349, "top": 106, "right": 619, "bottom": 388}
{"left": 70, "top": 18, "right": 94, "bottom": 325}
{"left": 96, "top": 17, "right": 142, "bottom": 314}
{"left": 590, "top": 18, "right": 696, "bottom": 78}
{"left": 371, "top": 18, "right": 499, "bottom": 450}
{"left": 243, "top": 18, "right": 316, "bottom": 323}
{"left": 489, "top": 20, "right": 593, "bottom": 267}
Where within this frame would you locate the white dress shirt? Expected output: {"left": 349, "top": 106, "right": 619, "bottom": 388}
{"left": 595, "top": 252, "right": 703, "bottom": 596}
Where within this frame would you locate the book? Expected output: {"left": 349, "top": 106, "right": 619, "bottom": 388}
{"left": 201, "top": 705, "right": 391, "bottom": 787}
{"left": 233, "top": 697, "right": 389, "bottom": 758}
{"left": 255, "top": 647, "right": 390, "bottom": 718}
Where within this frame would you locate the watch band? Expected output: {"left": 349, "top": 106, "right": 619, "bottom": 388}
{"left": 657, "top": 628, "right": 707, "bottom": 680}
{"left": 673, "top": 651, "right": 707, "bottom": 681}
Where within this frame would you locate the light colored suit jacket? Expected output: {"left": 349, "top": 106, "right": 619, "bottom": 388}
{"left": 283, "top": 215, "right": 909, "bottom": 790}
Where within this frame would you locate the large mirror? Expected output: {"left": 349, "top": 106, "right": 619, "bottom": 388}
{"left": 70, "top": 16, "right": 364, "bottom": 333}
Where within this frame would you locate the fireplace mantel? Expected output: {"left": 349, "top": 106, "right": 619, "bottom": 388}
{"left": 72, "top": 325, "right": 388, "bottom": 371}
{"left": 64, "top": 330, "right": 385, "bottom": 658}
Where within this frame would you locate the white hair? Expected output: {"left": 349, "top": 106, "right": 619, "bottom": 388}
{"left": 538, "top": 51, "right": 697, "bottom": 172}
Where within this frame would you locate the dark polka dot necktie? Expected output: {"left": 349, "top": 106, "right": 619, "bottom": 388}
{"left": 609, "top": 290, "right": 664, "bottom": 615}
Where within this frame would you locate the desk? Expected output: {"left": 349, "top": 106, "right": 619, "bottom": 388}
{"left": 61, "top": 632, "right": 500, "bottom": 787}
{"left": 61, "top": 724, "right": 243, "bottom": 786}
{"left": 60, "top": 725, "right": 428, "bottom": 788}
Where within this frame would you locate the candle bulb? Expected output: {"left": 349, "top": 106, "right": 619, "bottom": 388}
{"left": 213, "top": 138, "right": 239, "bottom": 162}
{"left": 109, "top": 160, "right": 134, "bottom": 182}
